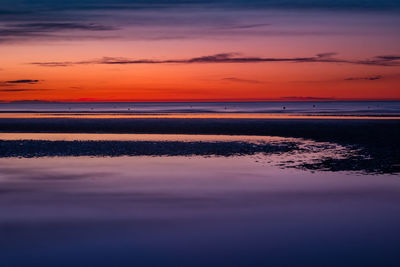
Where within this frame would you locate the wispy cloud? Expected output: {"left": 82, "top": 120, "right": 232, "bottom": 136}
{"left": 0, "top": 79, "right": 47, "bottom": 92}
{"left": 2, "top": 0, "right": 400, "bottom": 11}
{"left": 8, "top": 23, "right": 117, "bottom": 32}
{"left": 30, "top": 52, "right": 400, "bottom": 67}
{"left": 0, "top": 0, "right": 398, "bottom": 46}
{"left": 4, "top": 79, "right": 40, "bottom": 84}
{"left": 217, "top": 23, "right": 271, "bottom": 30}
{"left": 2, "top": 0, "right": 398, "bottom": 45}
{"left": 0, "top": 21, "right": 119, "bottom": 43}
{"left": 221, "top": 77, "right": 263, "bottom": 84}
{"left": 0, "top": 88, "right": 50, "bottom": 92}
{"left": 280, "top": 96, "right": 336, "bottom": 101}
{"left": 345, "top": 75, "right": 382, "bottom": 81}
{"left": 0, "top": 79, "right": 42, "bottom": 88}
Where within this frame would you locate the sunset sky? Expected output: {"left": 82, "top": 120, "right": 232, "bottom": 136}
{"left": 1, "top": 0, "right": 400, "bottom": 102}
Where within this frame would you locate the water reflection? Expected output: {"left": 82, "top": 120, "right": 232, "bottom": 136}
{"left": 0, "top": 133, "right": 355, "bottom": 172}
{"left": 1, "top": 156, "right": 400, "bottom": 266}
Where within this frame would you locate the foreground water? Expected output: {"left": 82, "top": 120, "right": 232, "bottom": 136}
{"left": 0, "top": 134, "right": 400, "bottom": 266}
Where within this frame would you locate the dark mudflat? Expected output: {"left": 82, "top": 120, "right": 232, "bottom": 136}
{"left": 0, "top": 118, "right": 399, "bottom": 173}
{"left": 0, "top": 140, "right": 295, "bottom": 158}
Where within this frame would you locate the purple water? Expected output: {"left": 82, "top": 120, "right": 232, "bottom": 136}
{"left": 1, "top": 101, "right": 400, "bottom": 115}
{"left": 0, "top": 156, "right": 399, "bottom": 266}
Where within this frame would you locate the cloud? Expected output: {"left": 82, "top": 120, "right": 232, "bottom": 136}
{"left": 5, "top": 79, "right": 40, "bottom": 84}
{"left": 375, "top": 56, "right": 400, "bottom": 61}
{"left": 0, "top": 21, "right": 119, "bottom": 43}
{"left": 2, "top": 0, "right": 399, "bottom": 46}
{"left": 29, "top": 61, "right": 77, "bottom": 67}
{"left": 2, "top": 0, "right": 400, "bottom": 11}
{"left": 30, "top": 53, "right": 400, "bottom": 67}
{"left": 0, "top": 88, "right": 51, "bottom": 92}
{"left": 0, "top": 79, "right": 41, "bottom": 88}
{"left": 2, "top": 23, "right": 118, "bottom": 35}
{"left": 29, "top": 53, "right": 321, "bottom": 66}
{"left": 218, "top": 23, "right": 271, "bottom": 30}
{"left": 355, "top": 57, "right": 400, "bottom": 67}
{"left": 280, "top": 96, "right": 336, "bottom": 101}
{"left": 0, "top": 0, "right": 398, "bottom": 46}
{"left": 0, "top": 22, "right": 117, "bottom": 33}
{"left": 221, "top": 77, "right": 263, "bottom": 84}
{"left": 345, "top": 75, "right": 383, "bottom": 81}
{"left": 316, "top": 52, "right": 338, "bottom": 58}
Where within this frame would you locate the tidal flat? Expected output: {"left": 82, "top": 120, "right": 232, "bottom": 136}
{"left": 0, "top": 116, "right": 400, "bottom": 266}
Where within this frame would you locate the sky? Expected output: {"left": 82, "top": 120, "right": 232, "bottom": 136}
{"left": 0, "top": 0, "right": 400, "bottom": 102}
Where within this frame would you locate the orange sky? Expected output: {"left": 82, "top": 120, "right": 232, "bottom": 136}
{"left": 1, "top": 8, "right": 399, "bottom": 102}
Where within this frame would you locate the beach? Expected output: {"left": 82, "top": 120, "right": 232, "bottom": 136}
{"left": 1, "top": 117, "right": 399, "bottom": 173}
{"left": 1, "top": 104, "right": 400, "bottom": 266}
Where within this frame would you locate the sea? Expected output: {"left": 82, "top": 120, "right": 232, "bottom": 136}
{"left": 0, "top": 101, "right": 399, "bottom": 115}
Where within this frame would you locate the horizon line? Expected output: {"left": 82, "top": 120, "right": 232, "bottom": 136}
{"left": 2, "top": 98, "right": 400, "bottom": 104}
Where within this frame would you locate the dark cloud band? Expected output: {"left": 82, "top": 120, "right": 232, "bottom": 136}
{"left": 5, "top": 79, "right": 40, "bottom": 84}
{"left": 30, "top": 53, "right": 400, "bottom": 67}
{"left": 345, "top": 75, "right": 383, "bottom": 81}
{"left": 0, "top": 88, "right": 50, "bottom": 92}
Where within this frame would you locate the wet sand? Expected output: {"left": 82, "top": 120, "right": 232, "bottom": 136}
{"left": 0, "top": 118, "right": 399, "bottom": 173}
{"left": 0, "top": 117, "right": 398, "bottom": 142}
{"left": 1, "top": 117, "right": 400, "bottom": 266}
{"left": 0, "top": 140, "right": 296, "bottom": 158}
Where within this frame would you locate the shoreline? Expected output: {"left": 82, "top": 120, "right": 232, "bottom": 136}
{"left": 0, "top": 140, "right": 296, "bottom": 158}
{"left": 0, "top": 117, "right": 398, "bottom": 140}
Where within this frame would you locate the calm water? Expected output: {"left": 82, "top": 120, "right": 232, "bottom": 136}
{"left": 1, "top": 101, "right": 400, "bottom": 115}
{"left": 0, "top": 134, "right": 400, "bottom": 266}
